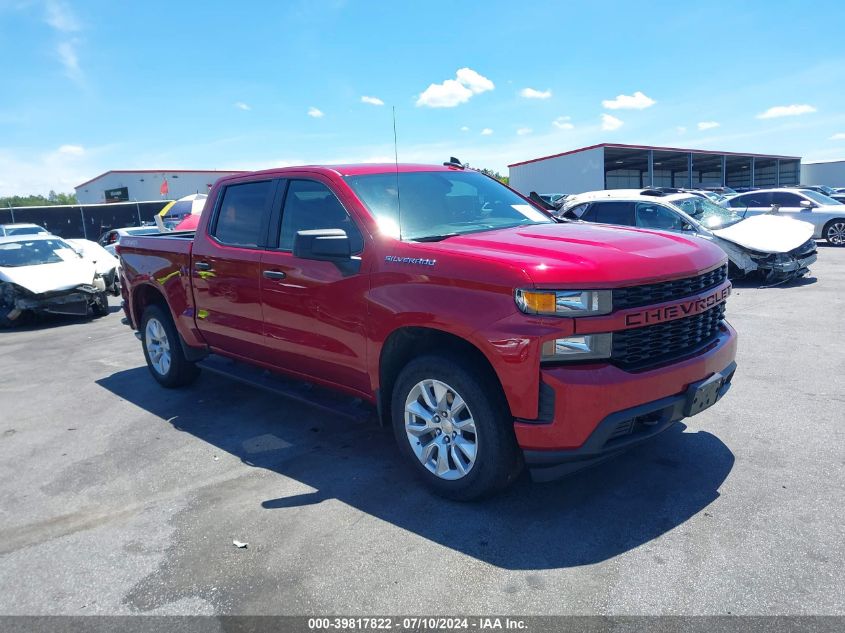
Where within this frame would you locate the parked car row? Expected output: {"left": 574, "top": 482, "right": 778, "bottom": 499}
{"left": 0, "top": 221, "right": 162, "bottom": 327}
{"left": 554, "top": 189, "right": 818, "bottom": 283}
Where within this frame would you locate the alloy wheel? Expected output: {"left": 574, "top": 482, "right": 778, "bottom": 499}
{"left": 404, "top": 379, "right": 478, "bottom": 480}
{"left": 145, "top": 317, "right": 171, "bottom": 376}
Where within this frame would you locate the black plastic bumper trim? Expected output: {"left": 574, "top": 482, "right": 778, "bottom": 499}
{"left": 523, "top": 360, "right": 736, "bottom": 482}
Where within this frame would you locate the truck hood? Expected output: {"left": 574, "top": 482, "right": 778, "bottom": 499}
{"left": 0, "top": 259, "right": 96, "bottom": 295}
{"left": 426, "top": 222, "right": 726, "bottom": 286}
{"left": 711, "top": 215, "right": 815, "bottom": 253}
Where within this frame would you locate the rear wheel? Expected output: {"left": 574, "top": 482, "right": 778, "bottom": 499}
{"left": 823, "top": 219, "right": 845, "bottom": 246}
{"left": 391, "top": 353, "right": 521, "bottom": 500}
{"left": 141, "top": 304, "right": 200, "bottom": 388}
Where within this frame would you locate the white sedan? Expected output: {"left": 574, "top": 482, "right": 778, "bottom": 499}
{"left": 726, "top": 188, "right": 845, "bottom": 246}
{"left": 0, "top": 235, "right": 111, "bottom": 327}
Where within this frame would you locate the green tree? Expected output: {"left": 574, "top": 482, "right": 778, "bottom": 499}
{"left": 467, "top": 166, "right": 509, "bottom": 186}
{"left": 0, "top": 192, "right": 78, "bottom": 207}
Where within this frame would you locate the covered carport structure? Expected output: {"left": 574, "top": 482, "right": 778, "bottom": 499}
{"left": 508, "top": 143, "right": 802, "bottom": 195}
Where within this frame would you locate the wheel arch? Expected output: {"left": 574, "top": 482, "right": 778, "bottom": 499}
{"left": 377, "top": 326, "right": 510, "bottom": 426}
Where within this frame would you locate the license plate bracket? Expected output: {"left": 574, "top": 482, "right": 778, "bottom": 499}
{"left": 683, "top": 371, "right": 726, "bottom": 417}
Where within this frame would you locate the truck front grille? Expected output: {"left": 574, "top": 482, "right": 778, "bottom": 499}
{"left": 612, "top": 302, "right": 726, "bottom": 370}
{"left": 612, "top": 265, "right": 728, "bottom": 311}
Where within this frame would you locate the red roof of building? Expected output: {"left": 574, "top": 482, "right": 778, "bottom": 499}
{"left": 75, "top": 169, "right": 247, "bottom": 189}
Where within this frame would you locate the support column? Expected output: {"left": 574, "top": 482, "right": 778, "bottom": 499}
{"left": 687, "top": 153, "right": 693, "bottom": 188}
{"left": 721, "top": 155, "right": 727, "bottom": 186}
{"left": 647, "top": 150, "right": 654, "bottom": 188}
{"left": 750, "top": 157, "right": 756, "bottom": 188}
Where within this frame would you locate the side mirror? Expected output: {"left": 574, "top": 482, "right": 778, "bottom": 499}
{"left": 681, "top": 222, "right": 695, "bottom": 231}
{"left": 293, "top": 228, "right": 351, "bottom": 260}
{"left": 799, "top": 200, "right": 815, "bottom": 209}
{"left": 770, "top": 204, "right": 781, "bottom": 213}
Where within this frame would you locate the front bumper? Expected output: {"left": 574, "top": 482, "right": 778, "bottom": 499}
{"left": 516, "top": 322, "right": 737, "bottom": 481}
{"left": 13, "top": 284, "right": 102, "bottom": 316}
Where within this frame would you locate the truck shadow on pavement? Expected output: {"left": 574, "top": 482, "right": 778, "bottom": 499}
{"left": 97, "top": 367, "right": 735, "bottom": 570}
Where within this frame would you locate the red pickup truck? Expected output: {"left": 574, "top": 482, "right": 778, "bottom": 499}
{"left": 118, "top": 162, "right": 737, "bottom": 499}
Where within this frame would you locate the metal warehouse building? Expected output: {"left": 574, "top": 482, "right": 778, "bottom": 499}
{"left": 801, "top": 159, "right": 845, "bottom": 187}
{"left": 508, "top": 143, "right": 802, "bottom": 195}
{"left": 74, "top": 169, "right": 245, "bottom": 204}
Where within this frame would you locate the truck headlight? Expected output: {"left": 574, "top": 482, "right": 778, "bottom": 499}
{"left": 515, "top": 289, "right": 612, "bottom": 317}
{"left": 541, "top": 333, "right": 613, "bottom": 362}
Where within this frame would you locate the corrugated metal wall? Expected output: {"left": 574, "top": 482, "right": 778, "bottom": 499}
{"left": 508, "top": 147, "right": 605, "bottom": 195}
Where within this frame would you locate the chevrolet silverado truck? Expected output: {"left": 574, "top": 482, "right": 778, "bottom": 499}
{"left": 118, "top": 161, "right": 737, "bottom": 500}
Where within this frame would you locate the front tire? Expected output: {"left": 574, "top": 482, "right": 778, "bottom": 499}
{"left": 91, "top": 291, "right": 110, "bottom": 317}
{"left": 140, "top": 304, "right": 200, "bottom": 388}
{"left": 823, "top": 219, "right": 845, "bottom": 247}
{"left": 391, "top": 353, "right": 521, "bottom": 500}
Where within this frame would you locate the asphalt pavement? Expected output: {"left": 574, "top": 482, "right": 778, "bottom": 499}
{"left": 0, "top": 247, "right": 843, "bottom": 616}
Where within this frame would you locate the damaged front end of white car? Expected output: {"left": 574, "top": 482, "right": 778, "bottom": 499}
{"left": 710, "top": 214, "right": 818, "bottom": 283}
{"left": 0, "top": 236, "right": 110, "bottom": 327}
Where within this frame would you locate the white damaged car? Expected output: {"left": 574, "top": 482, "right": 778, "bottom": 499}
{"left": 559, "top": 189, "right": 817, "bottom": 283}
{"left": 0, "top": 235, "right": 111, "bottom": 327}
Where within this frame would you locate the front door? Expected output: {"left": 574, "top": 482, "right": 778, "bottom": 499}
{"left": 259, "top": 178, "right": 371, "bottom": 394}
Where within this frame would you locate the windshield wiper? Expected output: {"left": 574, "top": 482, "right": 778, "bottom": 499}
{"left": 411, "top": 233, "right": 462, "bottom": 242}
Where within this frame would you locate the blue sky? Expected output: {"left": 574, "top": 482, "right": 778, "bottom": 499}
{"left": 1, "top": 0, "right": 845, "bottom": 195}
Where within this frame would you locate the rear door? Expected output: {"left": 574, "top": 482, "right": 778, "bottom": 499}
{"left": 728, "top": 191, "right": 772, "bottom": 217}
{"left": 258, "top": 177, "right": 371, "bottom": 393}
{"left": 191, "top": 178, "right": 279, "bottom": 359}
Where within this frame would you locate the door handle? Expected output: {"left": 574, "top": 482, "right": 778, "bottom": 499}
{"left": 263, "top": 270, "right": 287, "bottom": 280}
{"left": 194, "top": 261, "right": 212, "bottom": 271}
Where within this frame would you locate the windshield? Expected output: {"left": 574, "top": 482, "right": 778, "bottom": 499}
{"left": 801, "top": 190, "right": 842, "bottom": 205}
{"left": 0, "top": 238, "right": 79, "bottom": 268}
{"left": 344, "top": 170, "right": 552, "bottom": 240}
{"left": 671, "top": 196, "right": 743, "bottom": 229}
{"left": 6, "top": 226, "right": 47, "bottom": 236}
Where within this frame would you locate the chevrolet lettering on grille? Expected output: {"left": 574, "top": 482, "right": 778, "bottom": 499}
{"left": 625, "top": 286, "right": 730, "bottom": 327}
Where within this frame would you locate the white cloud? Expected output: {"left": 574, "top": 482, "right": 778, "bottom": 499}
{"left": 697, "top": 121, "right": 720, "bottom": 131}
{"left": 460, "top": 126, "right": 470, "bottom": 132}
{"left": 520, "top": 88, "right": 552, "bottom": 100}
{"left": 416, "top": 67, "right": 494, "bottom": 108}
{"left": 234, "top": 102, "right": 251, "bottom": 111}
{"left": 56, "top": 41, "right": 81, "bottom": 80}
{"left": 307, "top": 107, "right": 324, "bottom": 118}
{"left": 455, "top": 67, "right": 494, "bottom": 94}
{"left": 676, "top": 126, "right": 687, "bottom": 134}
{"left": 45, "top": 0, "right": 81, "bottom": 32}
{"left": 830, "top": 133, "right": 845, "bottom": 141}
{"left": 361, "top": 96, "right": 384, "bottom": 106}
{"left": 601, "top": 114, "right": 623, "bottom": 131}
{"left": 757, "top": 104, "right": 817, "bottom": 119}
{"left": 602, "top": 91, "right": 656, "bottom": 110}
{"left": 58, "top": 144, "right": 84, "bottom": 156}
{"left": 553, "top": 116, "right": 574, "bottom": 130}
{"left": 516, "top": 127, "right": 532, "bottom": 136}
{"left": 480, "top": 128, "right": 494, "bottom": 136}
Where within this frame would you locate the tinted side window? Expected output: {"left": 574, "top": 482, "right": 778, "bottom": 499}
{"left": 733, "top": 192, "right": 771, "bottom": 207}
{"left": 635, "top": 203, "right": 684, "bottom": 230}
{"left": 771, "top": 192, "right": 802, "bottom": 206}
{"left": 280, "top": 180, "right": 364, "bottom": 253}
{"left": 212, "top": 181, "right": 274, "bottom": 247}
{"left": 590, "top": 201, "right": 635, "bottom": 226}
{"left": 568, "top": 203, "right": 591, "bottom": 218}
